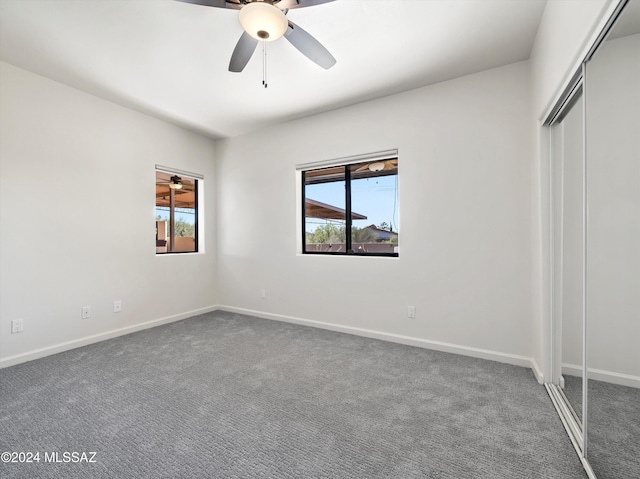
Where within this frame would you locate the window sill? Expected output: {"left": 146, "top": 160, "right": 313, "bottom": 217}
{"left": 297, "top": 252, "right": 399, "bottom": 259}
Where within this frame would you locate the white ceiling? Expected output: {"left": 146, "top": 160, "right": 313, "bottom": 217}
{"left": 0, "top": 0, "right": 547, "bottom": 139}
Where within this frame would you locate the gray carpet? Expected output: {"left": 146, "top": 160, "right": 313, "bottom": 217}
{"left": 563, "top": 375, "right": 640, "bottom": 478}
{"left": 562, "top": 376, "right": 582, "bottom": 420}
{"left": 561, "top": 375, "right": 583, "bottom": 422}
{"left": 1, "top": 311, "right": 587, "bottom": 478}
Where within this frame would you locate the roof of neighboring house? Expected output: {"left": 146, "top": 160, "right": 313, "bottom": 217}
{"left": 364, "top": 224, "right": 398, "bottom": 238}
{"left": 305, "top": 199, "right": 367, "bottom": 220}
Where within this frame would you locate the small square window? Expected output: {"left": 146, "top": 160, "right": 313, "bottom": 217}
{"left": 302, "top": 158, "right": 398, "bottom": 256}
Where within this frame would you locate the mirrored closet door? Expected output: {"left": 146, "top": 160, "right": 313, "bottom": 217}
{"left": 584, "top": 1, "right": 640, "bottom": 476}
{"left": 548, "top": 0, "right": 640, "bottom": 477}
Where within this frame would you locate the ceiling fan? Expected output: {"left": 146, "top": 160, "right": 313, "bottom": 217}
{"left": 156, "top": 175, "right": 194, "bottom": 191}
{"left": 355, "top": 159, "right": 398, "bottom": 173}
{"left": 175, "top": 0, "right": 337, "bottom": 73}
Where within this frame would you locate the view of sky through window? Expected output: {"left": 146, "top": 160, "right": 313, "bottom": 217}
{"left": 305, "top": 174, "right": 399, "bottom": 233}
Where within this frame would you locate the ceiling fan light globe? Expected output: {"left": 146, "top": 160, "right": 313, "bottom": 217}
{"left": 239, "top": 2, "right": 288, "bottom": 42}
{"left": 369, "top": 162, "right": 385, "bottom": 172}
{"left": 169, "top": 175, "right": 183, "bottom": 189}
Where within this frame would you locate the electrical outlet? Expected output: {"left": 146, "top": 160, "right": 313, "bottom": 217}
{"left": 82, "top": 306, "right": 91, "bottom": 319}
{"left": 260, "top": 289, "right": 266, "bottom": 299}
{"left": 11, "top": 319, "right": 23, "bottom": 334}
{"left": 407, "top": 306, "right": 416, "bottom": 319}
{"left": 113, "top": 300, "right": 122, "bottom": 313}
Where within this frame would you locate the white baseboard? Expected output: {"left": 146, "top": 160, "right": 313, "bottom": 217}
{"left": 562, "top": 363, "right": 640, "bottom": 388}
{"left": 218, "top": 305, "right": 542, "bottom": 380}
{"left": 562, "top": 364, "right": 583, "bottom": 378}
{"left": 531, "top": 358, "right": 545, "bottom": 384}
{"left": 0, "top": 305, "right": 219, "bottom": 369}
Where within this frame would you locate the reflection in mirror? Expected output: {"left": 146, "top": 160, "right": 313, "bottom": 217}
{"left": 552, "top": 96, "right": 584, "bottom": 425}
{"left": 585, "top": 0, "right": 640, "bottom": 476}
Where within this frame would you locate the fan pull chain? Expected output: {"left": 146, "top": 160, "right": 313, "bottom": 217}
{"left": 262, "top": 40, "right": 268, "bottom": 88}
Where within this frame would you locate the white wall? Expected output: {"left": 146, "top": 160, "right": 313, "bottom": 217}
{"left": 585, "top": 33, "right": 640, "bottom": 379}
{"left": 216, "top": 61, "right": 535, "bottom": 366}
{"left": 528, "top": 0, "right": 614, "bottom": 379}
{"left": 0, "top": 62, "right": 218, "bottom": 366}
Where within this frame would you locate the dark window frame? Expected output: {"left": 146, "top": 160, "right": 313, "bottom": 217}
{"left": 155, "top": 170, "right": 200, "bottom": 255}
{"left": 302, "top": 161, "right": 399, "bottom": 257}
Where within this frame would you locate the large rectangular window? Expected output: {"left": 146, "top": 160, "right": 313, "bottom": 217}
{"left": 155, "top": 169, "right": 199, "bottom": 254}
{"left": 302, "top": 158, "right": 398, "bottom": 256}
